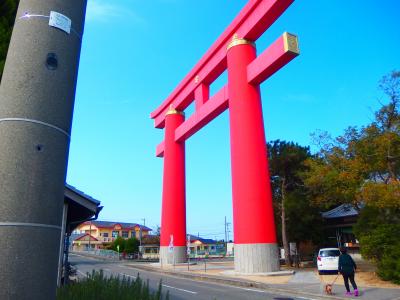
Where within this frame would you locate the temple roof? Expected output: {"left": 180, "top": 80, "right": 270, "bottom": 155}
{"left": 188, "top": 234, "right": 217, "bottom": 244}
{"left": 322, "top": 204, "right": 359, "bottom": 219}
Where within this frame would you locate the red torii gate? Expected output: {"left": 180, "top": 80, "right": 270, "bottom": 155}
{"left": 151, "top": 0, "right": 299, "bottom": 273}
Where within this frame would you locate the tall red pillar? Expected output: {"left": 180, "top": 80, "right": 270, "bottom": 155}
{"left": 227, "top": 36, "right": 279, "bottom": 273}
{"left": 159, "top": 107, "right": 187, "bottom": 265}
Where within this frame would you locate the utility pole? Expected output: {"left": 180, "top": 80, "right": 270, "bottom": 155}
{"left": 88, "top": 221, "right": 92, "bottom": 251}
{"left": 0, "top": 1, "right": 87, "bottom": 299}
{"left": 224, "top": 216, "right": 228, "bottom": 253}
{"left": 139, "top": 218, "right": 145, "bottom": 257}
{"left": 224, "top": 217, "right": 231, "bottom": 255}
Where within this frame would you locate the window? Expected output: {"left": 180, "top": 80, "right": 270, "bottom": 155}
{"left": 131, "top": 231, "right": 137, "bottom": 238}
{"left": 320, "top": 250, "right": 340, "bottom": 257}
{"left": 112, "top": 231, "right": 119, "bottom": 238}
{"left": 103, "top": 232, "right": 109, "bottom": 238}
{"left": 122, "top": 231, "right": 129, "bottom": 238}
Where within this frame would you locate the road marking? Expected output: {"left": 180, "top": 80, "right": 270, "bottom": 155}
{"left": 98, "top": 268, "right": 136, "bottom": 280}
{"left": 162, "top": 284, "right": 197, "bottom": 294}
{"left": 70, "top": 253, "right": 97, "bottom": 260}
{"left": 227, "top": 285, "right": 266, "bottom": 293}
{"left": 76, "top": 270, "right": 88, "bottom": 277}
{"left": 119, "top": 273, "right": 137, "bottom": 279}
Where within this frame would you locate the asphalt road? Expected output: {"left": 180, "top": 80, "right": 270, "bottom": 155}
{"left": 70, "top": 254, "right": 317, "bottom": 300}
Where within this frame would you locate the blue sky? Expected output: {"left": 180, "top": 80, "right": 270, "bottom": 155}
{"left": 67, "top": 0, "right": 400, "bottom": 240}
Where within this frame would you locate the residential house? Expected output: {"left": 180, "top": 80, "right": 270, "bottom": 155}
{"left": 73, "top": 221, "right": 152, "bottom": 249}
{"left": 141, "top": 235, "right": 160, "bottom": 259}
{"left": 188, "top": 235, "right": 220, "bottom": 257}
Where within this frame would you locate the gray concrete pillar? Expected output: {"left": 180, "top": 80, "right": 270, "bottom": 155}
{"left": 234, "top": 243, "right": 279, "bottom": 273}
{"left": 0, "top": 1, "right": 87, "bottom": 299}
{"left": 159, "top": 246, "right": 187, "bottom": 266}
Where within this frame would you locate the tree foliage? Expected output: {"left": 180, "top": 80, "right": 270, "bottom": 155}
{"left": 304, "top": 71, "right": 400, "bottom": 283}
{"left": 110, "top": 237, "right": 140, "bottom": 253}
{"left": 268, "top": 140, "right": 323, "bottom": 264}
{"left": 353, "top": 205, "right": 400, "bottom": 283}
{"left": 111, "top": 236, "right": 126, "bottom": 252}
{"left": 304, "top": 71, "right": 400, "bottom": 210}
{"left": 0, "top": 0, "right": 19, "bottom": 81}
{"left": 125, "top": 237, "right": 140, "bottom": 254}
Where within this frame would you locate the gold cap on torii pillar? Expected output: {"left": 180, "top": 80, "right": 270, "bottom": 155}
{"left": 165, "top": 105, "right": 185, "bottom": 116}
{"left": 227, "top": 34, "right": 255, "bottom": 51}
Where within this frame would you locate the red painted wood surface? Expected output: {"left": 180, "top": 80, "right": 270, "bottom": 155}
{"left": 176, "top": 86, "right": 229, "bottom": 143}
{"left": 247, "top": 33, "right": 299, "bottom": 85}
{"left": 160, "top": 113, "right": 186, "bottom": 247}
{"left": 151, "top": 0, "right": 294, "bottom": 128}
{"left": 227, "top": 42, "right": 276, "bottom": 244}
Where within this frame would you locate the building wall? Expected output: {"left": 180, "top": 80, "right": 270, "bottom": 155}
{"left": 75, "top": 223, "right": 150, "bottom": 245}
{"left": 71, "top": 235, "right": 102, "bottom": 251}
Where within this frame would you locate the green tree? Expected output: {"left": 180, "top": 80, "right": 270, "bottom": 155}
{"left": 304, "top": 71, "right": 400, "bottom": 283}
{"left": 0, "top": 0, "right": 19, "bottom": 81}
{"left": 353, "top": 205, "right": 400, "bottom": 283}
{"left": 125, "top": 237, "right": 140, "bottom": 254}
{"left": 304, "top": 71, "right": 400, "bottom": 210}
{"left": 111, "top": 236, "right": 126, "bottom": 253}
{"left": 268, "top": 140, "right": 322, "bottom": 265}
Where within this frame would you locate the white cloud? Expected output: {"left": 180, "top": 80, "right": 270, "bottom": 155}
{"left": 86, "top": 0, "right": 143, "bottom": 23}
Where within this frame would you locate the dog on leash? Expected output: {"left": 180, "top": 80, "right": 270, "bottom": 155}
{"left": 324, "top": 274, "right": 339, "bottom": 295}
{"left": 325, "top": 283, "right": 333, "bottom": 295}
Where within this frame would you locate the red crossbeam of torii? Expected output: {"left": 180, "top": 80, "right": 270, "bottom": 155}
{"left": 151, "top": 0, "right": 299, "bottom": 273}
{"left": 152, "top": 0, "right": 298, "bottom": 154}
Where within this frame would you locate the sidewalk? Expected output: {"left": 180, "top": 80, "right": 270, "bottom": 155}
{"left": 124, "top": 260, "right": 400, "bottom": 300}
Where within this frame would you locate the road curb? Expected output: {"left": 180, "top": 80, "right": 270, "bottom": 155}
{"left": 123, "top": 263, "right": 349, "bottom": 300}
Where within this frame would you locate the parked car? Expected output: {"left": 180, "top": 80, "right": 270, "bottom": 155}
{"left": 317, "top": 248, "right": 341, "bottom": 274}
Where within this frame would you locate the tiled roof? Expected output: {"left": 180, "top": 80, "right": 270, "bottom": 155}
{"left": 188, "top": 234, "right": 217, "bottom": 244}
{"left": 65, "top": 183, "right": 100, "bottom": 205}
{"left": 322, "top": 204, "right": 359, "bottom": 219}
{"left": 84, "top": 220, "right": 152, "bottom": 231}
{"left": 69, "top": 233, "right": 86, "bottom": 241}
{"left": 70, "top": 233, "right": 98, "bottom": 242}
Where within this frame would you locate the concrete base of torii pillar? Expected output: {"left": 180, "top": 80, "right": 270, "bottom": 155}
{"left": 234, "top": 243, "right": 279, "bottom": 273}
{"left": 159, "top": 246, "right": 187, "bottom": 266}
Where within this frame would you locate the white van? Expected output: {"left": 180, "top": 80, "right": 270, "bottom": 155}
{"left": 317, "top": 248, "right": 340, "bottom": 274}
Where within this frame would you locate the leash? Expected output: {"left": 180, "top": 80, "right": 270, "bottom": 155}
{"left": 331, "top": 274, "right": 340, "bottom": 285}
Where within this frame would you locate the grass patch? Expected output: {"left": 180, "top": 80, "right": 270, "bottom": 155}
{"left": 57, "top": 270, "right": 169, "bottom": 300}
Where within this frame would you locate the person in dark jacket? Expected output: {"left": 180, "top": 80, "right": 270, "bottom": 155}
{"left": 338, "top": 247, "right": 359, "bottom": 296}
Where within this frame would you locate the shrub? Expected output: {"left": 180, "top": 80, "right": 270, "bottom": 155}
{"left": 111, "top": 236, "right": 126, "bottom": 252}
{"left": 354, "top": 206, "right": 400, "bottom": 284}
{"left": 377, "top": 243, "right": 400, "bottom": 284}
{"left": 125, "top": 237, "right": 140, "bottom": 254}
{"left": 57, "top": 270, "right": 169, "bottom": 300}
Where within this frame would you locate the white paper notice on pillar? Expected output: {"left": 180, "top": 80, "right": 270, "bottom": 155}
{"left": 168, "top": 235, "right": 174, "bottom": 253}
{"left": 49, "top": 11, "right": 71, "bottom": 34}
{"left": 187, "top": 235, "right": 191, "bottom": 254}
